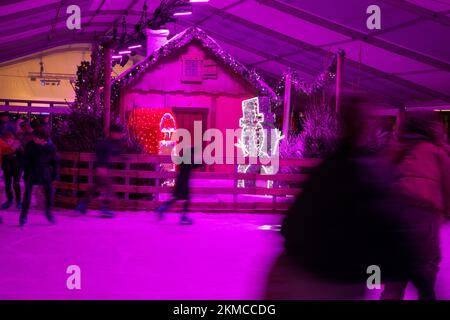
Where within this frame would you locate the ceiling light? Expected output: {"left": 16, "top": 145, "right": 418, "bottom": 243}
{"left": 173, "top": 11, "right": 192, "bottom": 16}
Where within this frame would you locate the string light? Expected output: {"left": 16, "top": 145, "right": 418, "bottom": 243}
{"left": 112, "top": 27, "right": 279, "bottom": 106}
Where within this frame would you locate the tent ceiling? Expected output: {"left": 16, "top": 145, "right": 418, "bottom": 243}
{"left": 1, "top": 0, "right": 449, "bottom": 106}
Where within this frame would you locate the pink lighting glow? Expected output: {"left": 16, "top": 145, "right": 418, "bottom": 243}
{"left": 190, "top": 0, "right": 210, "bottom": 2}
{"left": 118, "top": 50, "right": 131, "bottom": 54}
{"left": 128, "top": 45, "right": 142, "bottom": 49}
{"left": 112, "top": 55, "right": 122, "bottom": 59}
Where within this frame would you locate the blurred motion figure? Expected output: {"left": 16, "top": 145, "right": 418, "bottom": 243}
{"left": 75, "top": 124, "right": 124, "bottom": 218}
{"left": 381, "top": 110, "right": 450, "bottom": 300}
{"left": 155, "top": 147, "right": 202, "bottom": 225}
{"left": 269, "top": 96, "right": 415, "bottom": 299}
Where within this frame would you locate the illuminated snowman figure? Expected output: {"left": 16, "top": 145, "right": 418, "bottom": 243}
{"left": 236, "top": 97, "right": 284, "bottom": 188}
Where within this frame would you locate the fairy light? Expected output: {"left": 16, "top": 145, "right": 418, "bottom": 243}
{"left": 112, "top": 27, "right": 278, "bottom": 106}
{"left": 235, "top": 97, "right": 284, "bottom": 188}
{"left": 160, "top": 113, "right": 176, "bottom": 134}
{"left": 128, "top": 108, "right": 176, "bottom": 154}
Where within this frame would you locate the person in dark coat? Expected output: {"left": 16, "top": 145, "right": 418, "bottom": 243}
{"left": 1, "top": 132, "right": 23, "bottom": 209}
{"left": 19, "top": 129, "right": 59, "bottom": 226}
{"left": 380, "top": 110, "right": 449, "bottom": 300}
{"left": 275, "top": 96, "right": 417, "bottom": 299}
{"left": 16, "top": 121, "right": 33, "bottom": 147}
{"left": 155, "top": 147, "right": 203, "bottom": 225}
{"left": 75, "top": 124, "right": 124, "bottom": 217}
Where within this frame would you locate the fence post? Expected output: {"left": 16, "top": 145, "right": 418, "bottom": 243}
{"left": 72, "top": 155, "right": 78, "bottom": 198}
{"left": 49, "top": 102, "right": 54, "bottom": 128}
{"left": 27, "top": 101, "right": 32, "bottom": 121}
{"left": 88, "top": 157, "right": 94, "bottom": 185}
{"left": 154, "top": 163, "right": 160, "bottom": 208}
{"left": 124, "top": 161, "right": 130, "bottom": 201}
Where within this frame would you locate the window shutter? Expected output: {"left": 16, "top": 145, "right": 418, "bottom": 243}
{"left": 203, "top": 59, "right": 218, "bottom": 80}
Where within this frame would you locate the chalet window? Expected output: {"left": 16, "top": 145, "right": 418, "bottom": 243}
{"left": 185, "top": 60, "right": 200, "bottom": 76}
{"left": 181, "top": 57, "right": 203, "bottom": 83}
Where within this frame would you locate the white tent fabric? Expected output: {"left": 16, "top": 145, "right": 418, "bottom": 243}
{"left": 0, "top": 0, "right": 449, "bottom": 107}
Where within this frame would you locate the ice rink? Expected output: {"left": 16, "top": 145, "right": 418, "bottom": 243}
{"left": 0, "top": 209, "right": 449, "bottom": 300}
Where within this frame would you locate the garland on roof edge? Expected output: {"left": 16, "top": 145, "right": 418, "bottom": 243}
{"left": 275, "top": 49, "right": 345, "bottom": 98}
{"left": 113, "top": 27, "right": 279, "bottom": 105}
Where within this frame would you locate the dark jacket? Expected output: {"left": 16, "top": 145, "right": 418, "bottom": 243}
{"left": 388, "top": 135, "right": 450, "bottom": 218}
{"left": 95, "top": 138, "right": 123, "bottom": 168}
{"left": 23, "top": 140, "right": 59, "bottom": 185}
{"left": 2, "top": 144, "right": 23, "bottom": 173}
{"left": 16, "top": 131, "right": 33, "bottom": 147}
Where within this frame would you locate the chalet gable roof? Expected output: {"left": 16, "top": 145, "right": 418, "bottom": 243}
{"left": 113, "top": 27, "right": 277, "bottom": 102}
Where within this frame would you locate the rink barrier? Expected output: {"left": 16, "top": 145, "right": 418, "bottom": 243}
{"left": 54, "top": 153, "right": 320, "bottom": 213}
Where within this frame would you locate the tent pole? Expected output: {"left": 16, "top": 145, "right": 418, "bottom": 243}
{"left": 282, "top": 73, "right": 292, "bottom": 138}
{"left": 336, "top": 51, "right": 345, "bottom": 114}
{"left": 103, "top": 45, "right": 112, "bottom": 137}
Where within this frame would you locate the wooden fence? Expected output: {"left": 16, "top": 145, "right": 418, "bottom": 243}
{"left": 54, "top": 153, "right": 320, "bottom": 213}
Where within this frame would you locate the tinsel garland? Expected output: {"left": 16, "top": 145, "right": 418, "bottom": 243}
{"left": 112, "top": 27, "right": 278, "bottom": 105}
{"left": 275, "top": 49, "right": 345, "bottom": 97}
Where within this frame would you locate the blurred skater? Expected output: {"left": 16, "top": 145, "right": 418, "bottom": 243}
{"left": 155, "top": 147, "right": 202, "bottom": 225}
{"left": 75, "top": 124, "right": 124, "bottom": 217}
{"left": 20, "top": 129, "right": 59, "bottom": 226}
{"left": 381, "top": 110, "right": 450, "bottom": 300}
{"left": 1, "top": 132, "right": 23, "bottom": 210}
{"left": 270, "top": 96, "right": 415, "bottom": 299}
